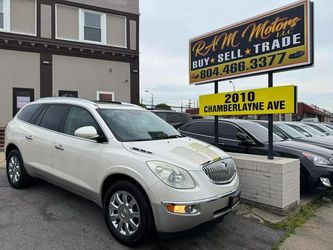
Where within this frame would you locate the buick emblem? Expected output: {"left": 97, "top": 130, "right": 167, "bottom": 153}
{"left": 220, "top": 162, "right": 230, "bottom": 174}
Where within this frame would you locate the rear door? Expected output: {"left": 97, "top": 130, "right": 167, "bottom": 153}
{"left": 52, "top": 106, "right": 105, "bottom": 199}
{"left": 23, "top": 104, "right": 70, "bottom": 176}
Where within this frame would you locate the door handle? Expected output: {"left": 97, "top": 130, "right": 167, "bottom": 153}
{"left": 25, "top": 135, "right": 33, "bottom": 141}
{"left": 55, "top": 145, "right": 64, "bottom": 151}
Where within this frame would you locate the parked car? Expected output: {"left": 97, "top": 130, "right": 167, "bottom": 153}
{"left": 255, "top": 121, "right": 333, "bottom": 151}
{"left": 303, "top": 122, "right": 333, "bottom": 136}
{"left": 283, "top": 122, "right": 328, "bottom": 137}
{"left": 5, "top": 98, "right": 240, "bottom": 246}
{"left": 300, "top": 118, "right": 319, "bottom": 123}
{"left": 191, "top": 114, "right": 203, "bottom": 120}
{"left": 151, "top": 110, "right": 192, "bottom": 128}
{"left": 179, "top": 119, "right": 333, "bottom": 192}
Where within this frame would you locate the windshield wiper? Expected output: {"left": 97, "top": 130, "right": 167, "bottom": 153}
{"left": 164, "top": 135, "right": 184, "bottom": 139}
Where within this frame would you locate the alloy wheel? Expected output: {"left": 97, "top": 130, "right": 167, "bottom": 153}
{"left": 8, "top": 155, "right": 21, "bottom": 183}
{"left": 109, "top": 191, "right": 141, "bottom": 236}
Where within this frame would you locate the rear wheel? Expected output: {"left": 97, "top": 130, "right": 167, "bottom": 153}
{"left": 103, "top": 180, "right": 154, "bottom": 246}
{"left": 6, "top": 149, "right": 32, "bottom": 188}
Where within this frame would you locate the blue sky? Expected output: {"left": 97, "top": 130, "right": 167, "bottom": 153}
{"left": 139, "top": 0, "right": 333, "bottom": 111}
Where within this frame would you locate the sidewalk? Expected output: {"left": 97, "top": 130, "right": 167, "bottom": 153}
{"left": 0, "top": 152, "right": 5, "bottom": 169}
{"left": 280, "top": 198, "right": 333, "bottom": 250}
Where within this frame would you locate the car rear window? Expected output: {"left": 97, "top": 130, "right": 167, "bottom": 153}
{"left": 17, "top": 104, "right": 42, "bottom": 123}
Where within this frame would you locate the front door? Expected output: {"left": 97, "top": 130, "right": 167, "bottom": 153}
{"left": 53, "top": 105, "right": 105, "bottom": 200}
{"left": 13, "top": 88, "right": 34, "bottom": 116}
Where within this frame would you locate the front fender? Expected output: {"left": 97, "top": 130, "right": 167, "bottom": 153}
{"left": 97, "top": 164, "right": 159, "bottom": 207}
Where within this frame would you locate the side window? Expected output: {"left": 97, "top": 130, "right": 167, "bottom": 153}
{"left": 17, "top": 104, "right": 42, "bottom": 123}
{"left": 63, "top": 106, "right": 99, "bottom": 136}
{"left": 274, "top": 127, "right": 288, "bottom": 139}
{"left": 39, "top": 105, "right": 70, "bottom": 131}
{"left": 219, "top": 123, "right": 242, "bottom": 140}
{"left": 186, "top": 122, "right": 214, "bottom": 136}
{"left": 154, "top": 112, "right": 167, "bottom": 121}
{"left": 168, "top": 113, "right": 190, "bottom": 123}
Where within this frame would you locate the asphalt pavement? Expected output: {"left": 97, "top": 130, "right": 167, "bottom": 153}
{"left": 0, "top": 168, "right": 282, "bottom": 250}
{"left": 280, "top": 197, "right": 333, "bottom": 250}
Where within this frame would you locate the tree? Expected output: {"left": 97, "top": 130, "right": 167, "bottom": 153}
{"left": 155, "top": 103, "right": 171, "bottom": 110}
{"left": 138, "top": 103, "right": 147, "bottom": 109}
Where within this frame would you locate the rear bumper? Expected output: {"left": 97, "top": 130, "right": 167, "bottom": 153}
{"left": 153, "top": 186, "right": 240, "bottom": 233}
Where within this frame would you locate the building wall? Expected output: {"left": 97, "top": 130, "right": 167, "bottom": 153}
{"left": 0, "top": 0, "right": 139, "bottom": 127}
{"left": 68, "top": 0, "right": 139, "bottom": 14}
{"left": 0, "top": 49, "right": 40, "bottom": 126}
{"left": 53, "top": 55, "right": 131, "bottom": 102}
{"left": 10, "top": 0, "right": 36, "bottom": 35}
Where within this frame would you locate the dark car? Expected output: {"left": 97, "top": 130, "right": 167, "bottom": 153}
{"left": 152, "top": 110, "right": 191, "bottom": 128}
{"left": 255, "top": 121, "right": 333, "bottom": 151}
{"left": 179, "top": 119, "right": 333, "bottom": 192}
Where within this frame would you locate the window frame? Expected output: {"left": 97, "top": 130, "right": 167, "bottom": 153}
{"left": 79, "top": 8, "right": 106, "bottom": 45}
{"left": 0, "top": 0, "right": 10, "bottom": 32}
{"left": 63, "top": 105, "right": 102, "bottom": 138}
{"left": 0, "top": 0, "right": 37, "bottom": 36}
{"left": 55, "top": 4, "right": 127, "bottom": 48}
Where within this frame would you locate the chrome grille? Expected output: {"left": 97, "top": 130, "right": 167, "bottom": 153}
{"left": 202, "top": 158, "right": 236, "bottom": 184}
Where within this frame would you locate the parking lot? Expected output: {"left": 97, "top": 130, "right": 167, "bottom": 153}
{"left": 0, "top": 168, "right": 283, "bottom": 250}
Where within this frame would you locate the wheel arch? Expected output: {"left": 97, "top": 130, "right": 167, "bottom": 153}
{"left": 5, "top": 143, "right": 20, "bottom": 159}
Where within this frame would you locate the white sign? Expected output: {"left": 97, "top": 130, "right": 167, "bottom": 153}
{"left": 17, "top": 96, "right": 31, "bottom": 108}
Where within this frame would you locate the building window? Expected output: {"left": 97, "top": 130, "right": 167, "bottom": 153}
{"left": 96, "top": 91, "right": 114, "bottom": 102}
{"left": 0, "top": 0, "right": 9, "bottom": 31}
{"left": 80, "top": 9, "right": 105, "bottom": 44}
{"left": 59, "top": 90, "right": 78, "bottom": 98}
{"left": 0, "top": 0, "right": 4, "bottom": 29}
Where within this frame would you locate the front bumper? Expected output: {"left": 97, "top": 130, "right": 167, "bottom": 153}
{"left": 308, "top": 166, "right": 333, "bottom": 188}
{"left": 153, "top": 186, "right": 240, "bottom": 233}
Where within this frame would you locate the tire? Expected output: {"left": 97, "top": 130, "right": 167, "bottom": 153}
{"left": 300, "top": 169, "right": 313, "bottom": 194}
{"left": 103, "top": 180, "right": 154, "bottom": 247}
{"left": 6, "top": 149, "right": 32, "bottom": 189}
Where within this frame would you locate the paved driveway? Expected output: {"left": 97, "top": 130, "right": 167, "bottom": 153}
{"left": 0, "top": 169, "right": 282, "bottom": 250}
{"left": 281, "top": 196, "right": 333, "bottom": 250}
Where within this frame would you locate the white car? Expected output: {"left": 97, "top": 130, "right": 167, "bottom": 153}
{"left": 5, "top": 97, "right": 240, "bottom": 246}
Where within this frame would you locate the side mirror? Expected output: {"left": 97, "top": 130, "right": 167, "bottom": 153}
{"left": 236, "top": 132, "right": 253, "bottom": 144}
{"left": 74, "top": 126, "right": 99, "bottom": 140}
{"left": 302, "top": 131, "right": 311, "bottom": 137}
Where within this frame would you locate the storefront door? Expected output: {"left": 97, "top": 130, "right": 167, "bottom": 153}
{"left": 13, "top": 88, "right": 34, "bottom": 116}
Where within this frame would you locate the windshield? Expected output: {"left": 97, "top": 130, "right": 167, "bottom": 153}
{"left": 98, "top": 109, "right": 182, "bottom": 142}
{"left": 299, "top": 123, "right": 326, "bottom": 137}
{"left": 240, "top": 122, "right": 283, "bottom": 143}
{"left": 276, "top": 123, "right": 306, "bottom": 138}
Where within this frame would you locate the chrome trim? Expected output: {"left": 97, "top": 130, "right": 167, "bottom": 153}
{"left": 161, "top": 187, "right": 238, "bottom": 206}
{"left": 201, "top": 157, "right": 237, "bottom": 185}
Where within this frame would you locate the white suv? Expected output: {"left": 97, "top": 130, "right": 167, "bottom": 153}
{"left": 5, "top": 97, "right": 240, "bottom": 246}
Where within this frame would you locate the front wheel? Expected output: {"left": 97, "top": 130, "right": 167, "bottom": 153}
{"left": 6, "top": 149, "right": 32, "bottom": 189}
{"left": 103, "top": 180, "right": 155, "bottom": 246}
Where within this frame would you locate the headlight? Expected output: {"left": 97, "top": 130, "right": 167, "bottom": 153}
{"left": 147, "top": 161, "right": 196, "bottom": 189}
{"left": 302, "top": 152, "right": 333, "bottom": 167}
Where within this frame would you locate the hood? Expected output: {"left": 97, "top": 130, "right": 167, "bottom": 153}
{"left": 121, "top": 137, "right": 230, "bottom": 171}
{"left": 275, "top": 140, "right": 333, "bottom": 157}
{"left": 297, "top": 137, "right": 333, "bottom": 150}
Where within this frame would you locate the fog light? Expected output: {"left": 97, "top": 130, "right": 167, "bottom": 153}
{"left": 165, "top": 204, "right": 198, "bottom": 214}
{"left": 320, "top": 177, "right": 332, "bottom": 187}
